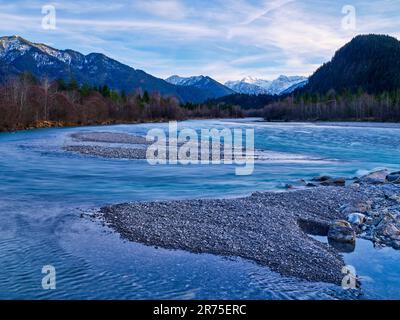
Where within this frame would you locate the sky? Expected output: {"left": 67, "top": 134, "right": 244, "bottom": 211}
{"left": 0, "top": 0, "right": 399, "bottom": 83}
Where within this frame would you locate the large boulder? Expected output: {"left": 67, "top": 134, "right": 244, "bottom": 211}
{"left": 357, "top": 169, "right": 389, "bottom": 184}
{"left": 311, "top": 176, "right": 346, "bottom": 187}
{"left": 328, "top": 220, "right": 356, "bottom": 243}
{"left": 328, "top": 238, "right": 356, "bottom": 253}
{"left": 376, "top": 219, "right": 400, "bottom": 241}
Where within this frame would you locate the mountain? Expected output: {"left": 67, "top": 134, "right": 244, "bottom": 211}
{"left": 225, "top": 78, "right": 270, "bottom": 95}
{"left": 304, "top": 34, "right": 400, "bottom": 94}
{"left": 165, "top": 75, "right": 234, "bottom": 99}
{"left": 267, "top": 76, "right": 308, "bottom": 95}
{"left": 225, "top": 75, "right": 308, "bottom": 95}
{"left": 0, "top": 35, "right": 224, "bottom": 103}
{"left": 280, "top": 79, "right": 309, "bottom": 95}
{"left": 233, "top": 76, "right": 272, "bottom": 90}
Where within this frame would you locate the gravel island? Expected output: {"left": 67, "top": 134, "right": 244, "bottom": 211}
{"left": 97, "top": 185, "right": 377, "bottom": 284}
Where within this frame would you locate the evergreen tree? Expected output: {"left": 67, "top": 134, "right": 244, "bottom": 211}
{"left": 101, "top": 85, "right": 111, "bottom": 98}
{"left": 57, "top": 79, "right": 67, "bottom": 91}
{"left": 68, "top": 79, "right": 79, "bottom": 91}
{"left": 143, "top": 90, "right": 150, "bottom": 103}
{"left": 80, "top": 83, "right": 92, "bottom": 97}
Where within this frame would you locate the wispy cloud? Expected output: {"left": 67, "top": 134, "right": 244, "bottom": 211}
{"left": 0, "top": 0, "right": 399, "bottom": 82}
{"left": 239, "top": 0, "right": 296, "bottom": 25}
{"left": 131, "top": 0, "right": 189, "bottom": 20}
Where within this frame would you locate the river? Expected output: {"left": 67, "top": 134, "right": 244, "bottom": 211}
{"left": 1, "top": 118, "right": 399, "bottom": 299}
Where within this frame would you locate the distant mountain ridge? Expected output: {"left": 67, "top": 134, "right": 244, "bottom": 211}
{"left": 0, "top": 35, "right": 224, "bottom": 103}
{"left": 165, "top": 75, "right": 234, "bottom": 99}
{"left": 225, "top": 75, "right": 308, "bottom": 95}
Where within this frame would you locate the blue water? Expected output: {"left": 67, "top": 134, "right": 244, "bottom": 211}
{"left": 0, "top": 118, "right": 399, "bottom": 299}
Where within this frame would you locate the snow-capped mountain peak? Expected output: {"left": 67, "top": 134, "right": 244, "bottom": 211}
{"left": 225, "top": 79, "right": 269, "bottom": 95}
{"left": 241, "top": 76, "right": 260, "bottom": 84}
{"left": 244, "top": 77, "right": 271, "bottom": 89}
{"left": 0, "top": 35, "right": 79, "bottom": 65}
{"left": 165, "top": 75, "right": 234, "bottom": 99}
{"left": 0, "top": 36, "right": 31, "bottom": 57}
{"left": 225, "top": 75, "right": 308, "bottom": 95}
{"left": 166, "top": 75, "right": 210, "bottom": 86}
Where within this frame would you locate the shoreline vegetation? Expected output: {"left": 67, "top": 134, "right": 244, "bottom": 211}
{"left": 209, "top": 89, "right": 400, "bottom": 123}
{"left": 3, "top": 72, "right": 400, "bottom": 134}
{"left": 262, "top": 89, "right": 400, "bottom": 122}
{"left": 0, "top": 73, "right": 244, "bottom": 133}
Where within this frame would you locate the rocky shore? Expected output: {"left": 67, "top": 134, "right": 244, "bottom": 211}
{"left": 95, "top": 172, "right": 400, "bottom": 285}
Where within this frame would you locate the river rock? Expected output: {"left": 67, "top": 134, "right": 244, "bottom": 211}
{"left": 316, "top": 177, "right": 346, "bottom": 187}
{"left": 328, "top": 238, "right": 356, "bottom": 253}
{"left": 376, "top": 221, "right": 400, "bottom": 241}
{"left": 328, "top": 220, "right": 356, "bottom": 243}
{"left": 311, "top": 175, "right": 332, "bottom": 182}
{"left": 333, "top": 177, "right": 346, "bottom": 186}
{"left": 347, "top": 213, "right": 366, "bottom": 225}
{"left": 358, "top": 169, "right": 389, "bottom": 185}
{"left": 389, "top": 194, "right": 400, "bottom": 203}
{"left": 340, "top": 202, "right": 372, "bottom": 215}
{"left": 386, "top": 172, "right": 400, "bottom": 184}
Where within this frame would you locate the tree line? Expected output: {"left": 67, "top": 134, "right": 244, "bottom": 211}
{"left": 262, "top": 89, "right": 400, "bottom": 122}
{"left": 0, "top": 73, "right": 243, "bottom": 132}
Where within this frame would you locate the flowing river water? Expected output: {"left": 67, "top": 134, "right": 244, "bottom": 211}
{"left": 1, "top": 118, "right": 400, "bottom": 299}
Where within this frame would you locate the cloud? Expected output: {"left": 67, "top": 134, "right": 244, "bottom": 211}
{"left": 0, "top": 0, "right": 399, "bottom": 83}
{"left": 6, "top": 0, "right": 126, "bottom": 13}
{"left": 228, "top": 2, "right": 348, "bottom": 56}
{"left": 239, "top": 0, "right": 296, "bottom": 25}
{"left": 57, "top": 17, "right": 217, "bottom": 38}
{"left": 132, "top": 0, "right": 188, "bottom": 20}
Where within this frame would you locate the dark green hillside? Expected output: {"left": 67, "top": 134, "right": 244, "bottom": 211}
{"left": 304, "top": 34, "right": 400, "bottom": 94}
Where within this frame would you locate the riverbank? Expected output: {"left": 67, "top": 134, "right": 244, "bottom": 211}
{"left": 0, "top": 119, "right": 172, "bottom": 133}
{"left": 1, "top": 116, "right": 245, "bottom": 133}
{"left": 5, "top": 117, "right": 400, "bottom": 134}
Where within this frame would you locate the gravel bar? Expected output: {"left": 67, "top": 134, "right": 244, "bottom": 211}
{"left": 97, "top": 185, "right": 375, "bottom": 285}
{"left": 65, "top": 132, "right": 242, "bottom": 160}
{"left": 70, "top": 132, "right": 150, "bottom": 144}
{"left": 65, "top": 145, "right": 147, "bottom": 159}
